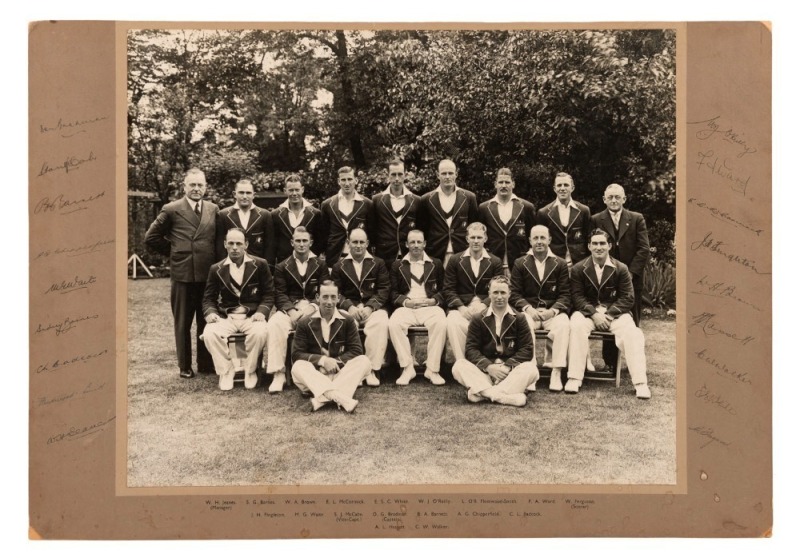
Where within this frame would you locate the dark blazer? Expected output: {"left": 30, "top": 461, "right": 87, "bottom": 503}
{"left": 389, "top": 256, "right": 446, "bottom": 309}
{"left": 371, "top": 190, "right": 422, "bottom": 262}
{"left": 215, "top": 205, "right": 274, "bottom": 263}
{"left": 418, "top": 188, "right": 479, "bottom": 261}
{"left": 570, "top": 256, "right": 635, "bottom": 318}
{"left": 273, "top": 255, "right": 329, "bottom": 312}
{"left": 319, "top": 194, "right": 374, "bottom": 267}
{"left": 464, "top": 310, "right": 534, "bottom": 371}
{"left": 271, "top": 202, "right": 324, "bottom": 265}
{"left": 443, "top": 251, "right": 504, "bottom": 309}
{"left": 331, "top": 255, "right": 390, "bottom": 311}
{"left": 509, "top": 252, "right": 571, "bottom": 313}
{"left": 145, "top": 197, "right": 219, "bottom": 283}
{"left": 291, "top": 311, "right": 364, "bottom": 366}
{"left": 535, "top": 199, "right": 592, "bottom": 264}
{"left": 590, "top": 208, "right": 650, "bottom": 279}
{"left": 478, "top": 197, "right": 536, "bottom": 266}
{"left": 202, "top": 255, "right": 274, "bottom": 318}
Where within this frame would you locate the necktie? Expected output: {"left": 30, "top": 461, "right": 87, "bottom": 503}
{"left": 195, "top": 202, "right": 201, "bottom": 217}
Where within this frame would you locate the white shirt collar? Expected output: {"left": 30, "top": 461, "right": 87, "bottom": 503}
{"left": 337, "top": 190, "right": 364, "bottom": 202}
{"left": 526, "top": 248, "right": 558, "bottom": 259}
{"left": 383, "top": 185, "right": 413, "bottom": 198}
{"left": 236, "top": 203, "right": 254, "bottom": 212}
{"left": 461, "top": 249, "right": 491, "bottom": 260}
{"left": 279, "top": 198, "right": 314, "bottom": 210}
{"left": 311, "top": 308, "right": 346, "bottom": 321}
{"left": 434, "top": 185, "right": 460, "bottom": 196}
{"left": 592, "top": 257, "right": 616, "bottom": 269}
{"left": 343, "top": 251, "right": 374, "bottom": 261}
{"left": 293, "top": 251, "right": 317, "bottom": 263}
{"left": 223, "top": 253, "right": 253, "bottom": 267}
{"left": 483, "top": 305, "right": 516, "bottom": 319}
{"left": 490, "top": 193, "right": 519, "bottom": 204}
{"left": 403, "top": 252, "right": 433, "bottom": 264}
{"left": 554, "top": 198, "right": 579, "bottom": 210}
{"left": 185, "top": 197, "right": 202, "bottom": 208}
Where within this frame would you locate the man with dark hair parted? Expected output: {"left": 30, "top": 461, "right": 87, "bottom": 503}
{"left": 371, "top": 159, "right": 422, "bottom": 262}
{"left": 319, "top": 166, "right": 374, "bottom": 268}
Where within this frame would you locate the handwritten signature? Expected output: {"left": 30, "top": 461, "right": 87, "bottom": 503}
{"left": 32, "top": 238, "right": 115, "bottom": 260}
{"left": 46, "top": 415, "right": 115, "bottom": 445}
{"left": 44, "top": 275, "right": 97, "bottom": 295}
{"left": 694, "top": 150, "right": 751, "bottom": 196}
{"left": 36, "top": 381, "right": 106, "bottom": 407}
{"left": 35, "top": 314, "right": 100, "bottom": 336}
{"left": 689, "top": 312, "right": 755, "bottom": 345}
{"left": 39, "top": 115, "right": 108, "bottom": 138}
{"left": 35, "top": 348, "right": 109, "bottom": 374}
{"left": 34, "top": 190, "right": 105, "bottom": 216}
{"left": 694, "top": 383, "right": 737, "bottom": 416}
{"left": 694, "top": 348, "right": 753, "bottom": 386}
{"left": 687, "top": 197, "right": 763, "bottom": 236}
{"left": 690, "top": 232, "right": 770, "bottom": 275}
{"left": 689, "top": 425, "right": 732, "bottom": 449}
{"left": 691, "top": 274, "right": 762, "bottom": 312}
{"left": 689, "top": 116, "right": 757, "bottom": 158}
{"left": 38, "top": 151, "right": 97, "bottom": 177}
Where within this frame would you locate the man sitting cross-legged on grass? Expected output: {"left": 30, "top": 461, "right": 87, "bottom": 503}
{"left": 202, "top": 228, "right": 274, "bottom": 391}
{"left": 452, "top": 275, "right": 539, "bottom": 407}
{"left": 388, "top": 229, "right": 448, "bottom": 386}
{"left": 291, "top": 280, "right": 372, "bottom": 413}
{"left": 264, "top": 226, "right": 329, "bottom": 393}
{"left": 566, "top": 229, "right": 650, "bottom": 399}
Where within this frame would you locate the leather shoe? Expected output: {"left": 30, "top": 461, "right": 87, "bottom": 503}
{"left": 424, "top": 369, "right": 446, "bottom": 385}
{"left": 396, "top": 366, "right": 416, "bottom": 386}
{"left": 365, "top": 371, "right": 380, "bottom": 386}
{"left": 180, "top": 368, "right": 195, "bottom": 379}
{"left": 564, "top": 379, "right": 581, "bottom": 394}
{"left": 635, "top": 384, "right": 652, "bottom": 399}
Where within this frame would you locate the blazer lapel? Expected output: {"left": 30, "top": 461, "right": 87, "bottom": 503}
{"left": 598, "top": 264, "right": 616, "bottom": 290}
{"left": 361, "top": 259, "right": 375, "bottom": 287}
{"left": 500, "top": 312, "right": 516, "bottom": 338}
{"left": 459, "top": 256, "right": 476, "bottom": 285}
{"left": 474, "top": 257, "right": 491, "bottom": 285}
{"left": 226, "top": 209, "right": 242, "bottom": 230}
{"left": 546, "top": 202, "right": 565, "bottom": 233}
{"left": 508, "top": 199, "right": 523, "bottom": 228}
{"left": 342, "top": 259, "right": 360, "bottom": 289}
{"left": 616, "top": 209, "right": 631, "bottom": 241}
{"left": 309, "top": 318, "right": 326, "bottom": 351}
{"left": 246, "top": 208, "right": 264, "bottom": 233}
{"left": 285, "top": 258, "right": 304, "bottom": 288}
{"left": 241, "top": 260, "right": 257, "bottom": 290}
{"left": 523, "top": 255, "right": 541, "bottom": 284}
{"left": 178, "top": 199, "right": 201, "bottom": 228}
{"left": 582, "top": 262, "right": 602, "bottom": 292}
{"left": 215, "top": 264, "right": 238, "bottom": 297}
{"left": 400, "top": 261, "right": 413, "bottom": 288}
{"left": 328, "top": 319, "right": 344, "bottom": 347}
{"left": 277, "top": 207, "right": 294, "bottom": 235}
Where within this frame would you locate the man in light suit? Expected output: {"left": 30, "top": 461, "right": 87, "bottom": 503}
{"left": 452, "top": 275, "right": 539, "bottom": 407}
{"left": 566, "top": 229, "right": 651, "bottom": 399}
{"left": 291, "top": 280, "right": 372, "bottom": 413}
{"left": 331, "top": 228, "right": 391, "bottom": 386}
{"left": 478, "top": 168, "right": 536, "bottom": 275}
{"left": 215, "top": 179, "right": 274, "bottom": 265}
{"left": 265, "top": 226, "right": 329, "bottom": 392}
{"left": 535, "top": 172, "right": 592, "bottom": 268}
{"left": 272, "top": 174, "right": 324, "bottom": 267}
{"left": 443, "top": 222, "right": 504, "bottom": 361}
{"left": 145, "top": 168, "right": 218, "bottom": 378}
{"left": 202, "top": 228, "right": 274, "bottom": 391}
{"left": 371, "top": 159, "right": 421, "bottom": 262}
{"left": 509, "top": 225, "right": 572, "bottom": 392}
{"left": 418, "top": 159, "right": 479, "bottom": 264}
{"left": 320, "top": 166, "right": 374, "bottom": 268}
{"left": 388, "top": 230, "right": 449, "bottom": 386}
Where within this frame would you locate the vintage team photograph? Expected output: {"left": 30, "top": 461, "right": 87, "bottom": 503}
{"left": 126, "top": 27, "right": 677, "bottom": 487}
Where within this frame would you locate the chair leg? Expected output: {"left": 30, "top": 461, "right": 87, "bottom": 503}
{"left": 615, "top": 347, "right": 623, "bottom": 388}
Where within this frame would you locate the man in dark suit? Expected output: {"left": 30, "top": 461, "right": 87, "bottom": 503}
{"left": 320, "top": 166, "right": 374, "bottom": 268}
{"left": 452, "top": 275, "right": 539, "bottom": 407}
{"left": 418, "top": 159, "right": 479, "bottom": 264}
{"left": 509, "top": 225, "right": 572, "bottom": 392}
{"left": 478, "top": 168, "right": 536, "bottom": 275}
{"left": 443, "top": 222, "right": 504, "bottom": 361}
{"left": 566, "top": 229, "right": 650, "bottom": 399}
{"left": 272, "top": 174, "right": 324, "bottom": 266}
{"left": 291, "top": 280, "right": 372, "bottom": 413}
{"left": 371, "top": 159, "right": 421, "bottom": 262}
{"left": 331, "top": 228, "right": 391, "bottom": 386}
{"left": 388, "top": 230, "right": 449, "bottom": 386}
{"left": 145, "top": 168, "right": 218, "bottom": 378}
{"left": 215, "top": 179, "right": 274, "bottom": 265}
{"left": 535, "top": 172, "right": 592, "bottom": 268}
{"left": 202, "top": 228, "right": 274, "bottom": 390}
{"left": 264, "top": 226, "right": 329, "bottom": 392}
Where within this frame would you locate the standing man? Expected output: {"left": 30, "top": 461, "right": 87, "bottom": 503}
{"left": 320, "top": 166, "right": 374, "bottom": 268}
{"left": 566, "top": 230, "right": 651, "bottom": 399}
{"left": 509, "top": 225, "right": 572, "bottom": 392}
{"left": 331, "top": 229, "right": 391, "bottom": 386}
{"left": 202, "top": 228, "right": 273, "bottom": 391}
{"left": 215, "top": 179, "right": 274, "bottom": 264}
{"left": 264, "top": 226, "right": 329, "bottom": 392}
{"left": 388, "top": 230, "right": 449, "bottom": 386}
{"left": 272, "top": 174, "right": 323, "bottom": 267}
{"left": 443, "top": 222, "right": 504, "bottom": 361}
{"left": 535, "top": 172, "right": 592, "bottom": 269}
{"left": 418, "top": 159, "right": 479, "bottom": 265}
{"left": 452, "top": 276, "right": 539, "bottom": 407}
{"left": 145, "top": 168, "right": 218, "bottom": 379}
{"left": 371, "top": 159, "right": 421, "bottom": 262}
{"left": 291, "top": 280, "right": 372, "bottom": 413}
{"left": 478, "top": 168, "right": 536, "bottom": 275}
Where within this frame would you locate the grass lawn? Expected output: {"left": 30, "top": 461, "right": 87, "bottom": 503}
{"left": 127, "top": 278, "right": 677, "bottom": 487}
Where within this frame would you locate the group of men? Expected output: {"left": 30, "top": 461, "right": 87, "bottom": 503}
{"left": 145, "top": 158, "right": 652, "bottom": 412}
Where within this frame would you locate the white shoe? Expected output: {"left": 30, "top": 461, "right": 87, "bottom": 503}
{"left": 328, "top": 390, "right": 359, "bottom": 413}
{"left": 549, "top": 371, "right": 563, "bottom": 392}
{"left": 493, "top": 392, "right": 527, "bottom": 407}
{"left": 268, "top": 371, "right": 286, "bottom": 393}
{"left": 219, "top": 372, "right": 234, "bottom": 391}
{"left": 564, "top": 379, "right": 581, "bottom": 394}
{"left": 467, "top": 389, "right": 484, "bottom": 403}
{"left": 244, "top": 371, "right": 258, "bottom": 389}
{"left": 586, "top": 357, "right": 595, "bottom": 372}
{"left": 311, "top": 395, "right": 330, "bottom": 411}
{"left": 424, "top": 369, "right": 446, "bottom": 385}
{"left": 526, "top": 380, "right": 537, "bottom": 392}
{"left": 635, "top": 384, "right": 652, "bottom": 399}
{"left": 396, "top": 366, "right": 416, "bottom": 385}
{"left": 365, "top": 371, "right": 380, "bottom": 386}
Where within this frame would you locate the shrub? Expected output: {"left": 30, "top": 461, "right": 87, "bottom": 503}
{"left": 642, "top": 258, "right": 675, "bottom": 309}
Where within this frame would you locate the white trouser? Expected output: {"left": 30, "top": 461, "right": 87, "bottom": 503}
{"left": 202, "top": 317, "right": 268, "bottom": 376}
{"left": 388, "top": 306, "right": 447, "bottom": 373}
{"left": 265, "top": 312, "right": 295, "bottom": 374}
{"left": 452, "top": 360, "right": 540, "bottom": 399}
{"left": 445, "top": 310, "right": 470, "bottom": 361}
{"left": 567, "top": 312, "right": 647, "bottom": 385}
{"left": 356, "top": 309, "right": 389, "bottom": 371}
{"left": 291, "top": 355, "right": 371, "bottom": 398}
{"left": 522, "top": 312, "right": 568, "bottom": 368}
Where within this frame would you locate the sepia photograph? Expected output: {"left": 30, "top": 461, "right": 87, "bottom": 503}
{"left": 125, "top": 26, "right": 677, "bottom": 488}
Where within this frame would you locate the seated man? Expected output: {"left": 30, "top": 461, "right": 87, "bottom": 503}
{"left": 331, "top": 228, "right": 390, "bottom": 386}
{"left": 566, "top": 229, "right": 651, "bottom": 399}
{"left": 388, "top": 230, "right": 448, "bottom": 386}
{"left": 452, "top": 275, "right": 539, "bottom": 407}
{"left": 291, "top": 280, "right": 372, "bottom": 413}
{"left": 202, "top": 228, "right": 274, "bottom": 391}
{"left": 443, "top": 222, "right": 504, "bottom": 361}
{"left": 509, "top": 225, "right": 571, "bottom": 392}
{"left": 265, "top": 226, "right": 329, "bottom": 392}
